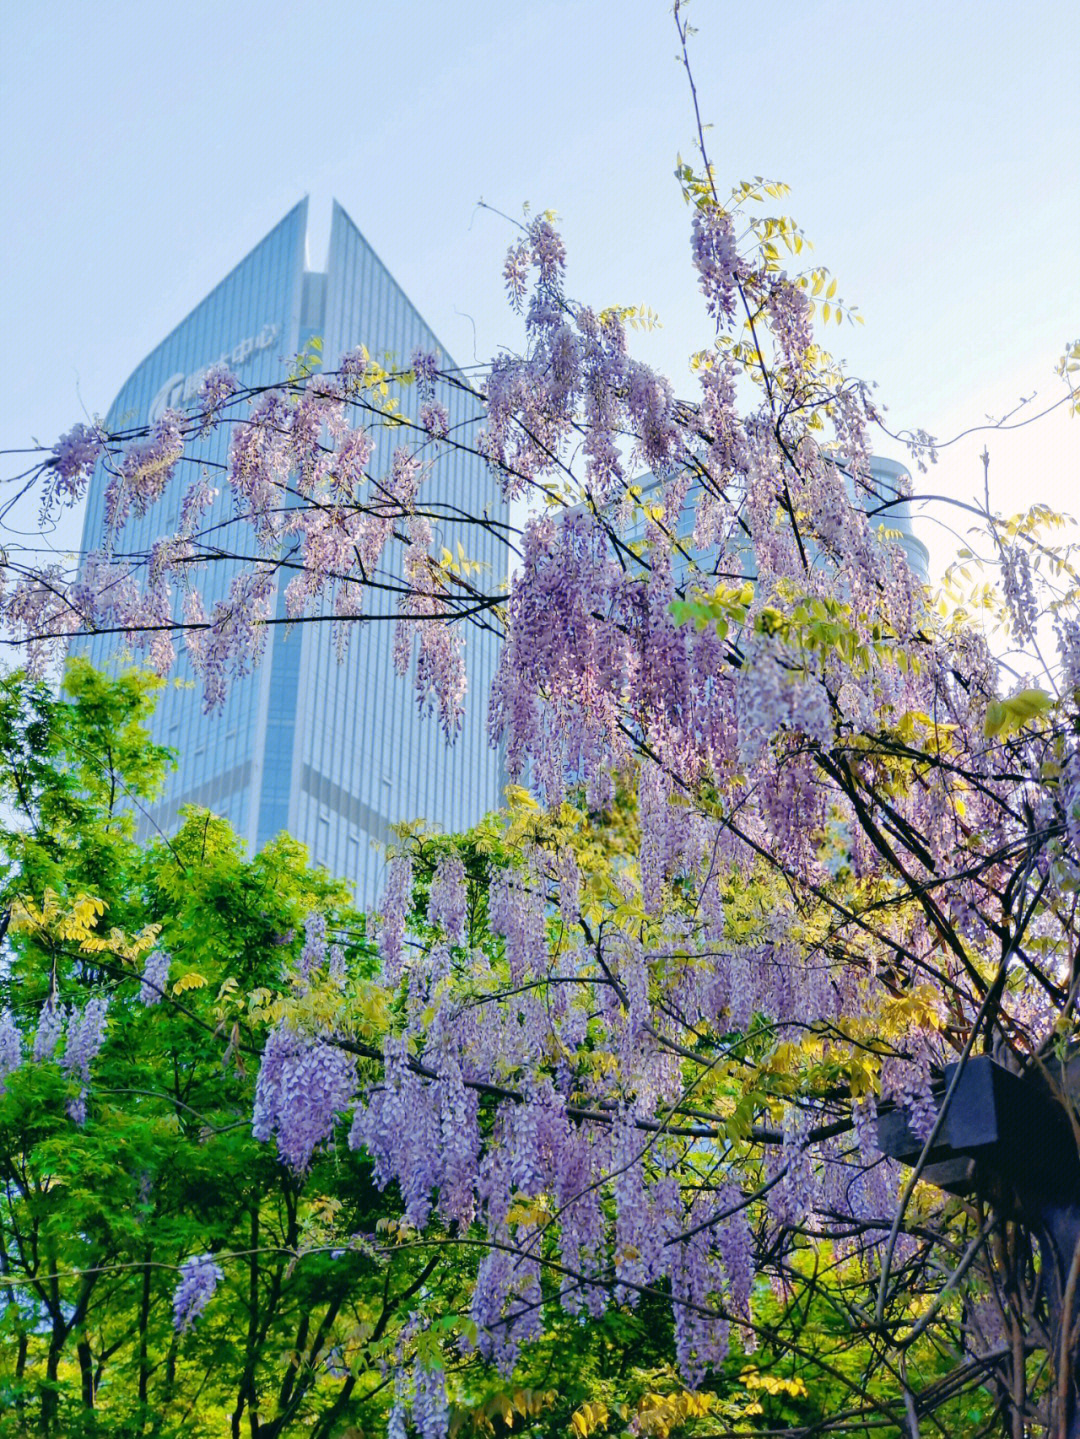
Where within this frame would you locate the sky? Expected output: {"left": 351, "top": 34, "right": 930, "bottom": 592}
{"left": 2, "top": 0, "right": 1077, "bottom": 580}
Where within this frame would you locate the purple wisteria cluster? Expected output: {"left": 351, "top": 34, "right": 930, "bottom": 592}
{"left": 2, "top": 994, "right": 117, "bottom": 1124}
{"left": 32, "top": 998, "right": 63, "bottom": 1060}
{"left": 103, "top": 410, "right": 185, "bottom": 536}
{"left": 0, "top": 1010, "right": 20, "bottom": 1094}
{"left": 427, "top": 853, "right": 467, "bottom": 947}
{"left": 999, "top": 540, "right": 1040, "bottom": 642}
{"left": 49, "top": 423, "right": 104, "bottom": 507}
{"left": 139, "top": 948, "right": 170, "bottom": 1006}
{"left": 691, "top": 206, "right": 740, "bottom": 322}
{"left": 252, "top": 1021, "right": 357, "bottom": 1173}
{"left": 60, "top": 996, "right": 110, "bottom": 1125}
{"left": 297, "top": 911, "right": 327, "bottom": 979}
{"left": 172, "top": 1252, "right": 224, "bottom": 1333}
{"left": 195, "top": 363, "right": 239, "bottom": 434}
{"left": 394, "top": 513, "right": 468, "bottom": 738}
{"left": 248, "top": 821, "right": 906, "bottom": 1385}
{"left": 6, "top": 159, "right": 1080, "bottom": 1423}
{"left": 378, "top": 852, "right": 413, "bottom": 983}
{"left": 6, "top": 337, "right": 477, "bottom": 734}
{"left": 349, "top": 1034, "right": 480, "bottom": 1231}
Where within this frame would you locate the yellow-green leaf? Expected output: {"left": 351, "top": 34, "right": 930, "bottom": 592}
{"left": 173, "top": 972, "right": 207, "bottom": 995}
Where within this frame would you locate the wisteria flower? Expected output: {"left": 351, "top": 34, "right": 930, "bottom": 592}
{"left": 173, "top": 1253, "right": 224, "bottom": 1332}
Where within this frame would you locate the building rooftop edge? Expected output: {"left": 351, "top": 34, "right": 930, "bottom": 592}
{"left": 105, "top": 198, "right": 310, "bottom": 420}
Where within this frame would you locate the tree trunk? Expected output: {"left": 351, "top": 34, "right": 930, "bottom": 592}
{"left": 42, "top": 1324, "right": 66, "bottom": 1432}
{"left": 138, "top": 1246, "right": 153, "bottom": 1415}
{"left": 77, "top": 1334, "right": 95, "bottom": 1411}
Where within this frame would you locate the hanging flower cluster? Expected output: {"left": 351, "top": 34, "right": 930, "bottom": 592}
{"left": 5, "top": 143, "right": 1080, "bottom": 1431}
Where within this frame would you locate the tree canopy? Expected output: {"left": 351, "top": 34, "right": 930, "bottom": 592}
{"left": 0, "top": 662, "right": 881, "bottom": 1438}
{"left": 3, "top": 10, "right": 1080, "bottom": 1434}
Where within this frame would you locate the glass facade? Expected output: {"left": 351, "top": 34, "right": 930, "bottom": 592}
{"left": 75, "top": 201, "right": 508, "bottom": 907}
{"left": 623, "top": 456, "right": 930, "bottom": 584}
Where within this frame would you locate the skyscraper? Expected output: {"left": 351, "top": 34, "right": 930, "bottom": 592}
{"left": 76, "top": 200, "right": 508, "bottom": 906}
{"left": 74, "top": 203, "right": 930, "bottom": 908}
{"left": 626, "top": 456, "right": 930, "bottom": 583}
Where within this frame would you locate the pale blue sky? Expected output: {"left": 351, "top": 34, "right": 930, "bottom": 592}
{"left": 2, "top": 0, "right": 1077, "bottom": 574}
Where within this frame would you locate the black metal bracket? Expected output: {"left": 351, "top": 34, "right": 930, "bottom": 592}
{"left": 878, "top": 1054, "right": 1080, "bottom": 1435}
{"left": 877, "top": 1054, "right": 1080, "bottom": 1204}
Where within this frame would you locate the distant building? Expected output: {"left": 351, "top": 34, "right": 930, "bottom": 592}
{"left": 855, "top": 456, "right": 930, "bottom": 582}
{"left": 74, "top": 204, "right": 928, "bottom": 905}
{"left": 624, "top": 455, "right": 930, "bottom": 583}
{"left": 75, "top": 201, "right": 508, "bottom": 906}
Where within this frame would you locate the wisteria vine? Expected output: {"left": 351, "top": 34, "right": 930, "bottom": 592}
{"left": 3, "top": 30, "right": 1080, "bottom": 1433}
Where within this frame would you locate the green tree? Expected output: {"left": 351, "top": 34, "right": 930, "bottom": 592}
{"left": 1, "top": 663, "right": 787, "bottom": 1438}
{"left": 0, "top": 661, "right": 470, "bottom": 1436}
{"left": 1, "top": 662, "right": 925, "bottom": 1439}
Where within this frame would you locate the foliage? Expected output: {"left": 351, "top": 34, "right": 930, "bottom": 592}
{"left": 0, "top": 662, "right": 435, "bottom": 1436}
{"left": 2, "top": 665, "right": 855, "bottom": 1437}
{"left": 4, "top": 9, "right": 1080, "bottom": 1435}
